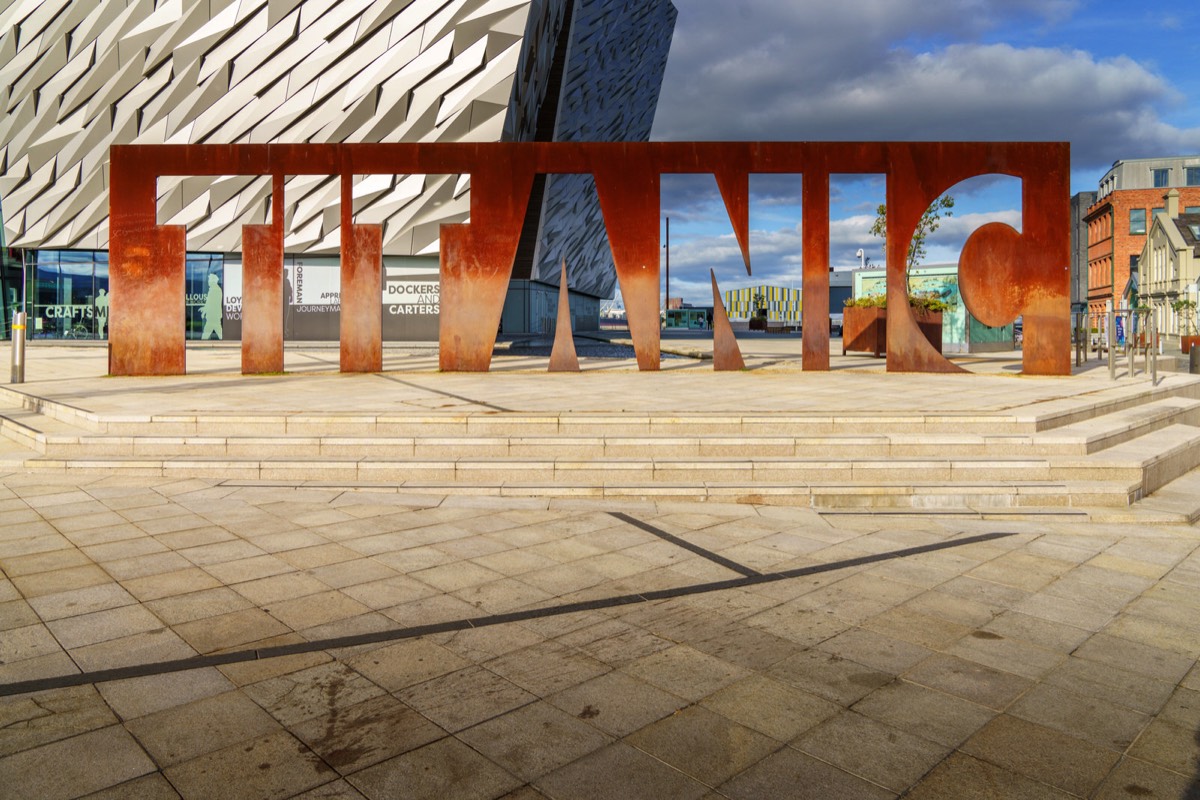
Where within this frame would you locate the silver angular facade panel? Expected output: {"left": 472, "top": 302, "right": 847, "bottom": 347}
{"left": 510, "top": 0, "right": 677, "bottom": 299}
{"left": 0, "top": 0, "right": 535, "bottom": 253}
{"left": 0, "top": 0, "right": 676, "bottom": 302}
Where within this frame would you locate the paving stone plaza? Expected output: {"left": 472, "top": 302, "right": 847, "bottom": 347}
{"left": 0, "top": 338, "right": 1198, "bottom": 799}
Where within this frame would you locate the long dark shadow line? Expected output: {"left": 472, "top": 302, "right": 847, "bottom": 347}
{"left": 609, "top": 511, "right": 761, "bottom": 577}
{"left": 373, "top": 373, "right": 513, "bottom": 413}
{"left": 0, "top": 531, "right": 1015, "bottom": 697}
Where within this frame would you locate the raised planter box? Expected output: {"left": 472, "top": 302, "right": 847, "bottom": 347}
{"left": 843, "top": 307, "right": 943, "bottom": 357}
{"left": 1182, "top": 335, "right": 1200, "bottom": 355}
{"left": 843, "top": 306, "right": 885, "bottom": 357}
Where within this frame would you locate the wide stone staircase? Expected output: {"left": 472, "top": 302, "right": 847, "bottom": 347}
{"left": 2, "top": 379, "right": 1200, "bottom": 521}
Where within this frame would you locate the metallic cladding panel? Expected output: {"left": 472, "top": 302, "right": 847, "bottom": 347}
{"left": 523, "top": 0, "right": 678, "bottom": 299}
{"left": 0, "top": 0, "right": 539, "bottom": 255}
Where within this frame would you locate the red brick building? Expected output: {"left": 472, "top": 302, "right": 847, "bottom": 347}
{"left": 1085, "top": 157, "right": 1200, "bottom": 318}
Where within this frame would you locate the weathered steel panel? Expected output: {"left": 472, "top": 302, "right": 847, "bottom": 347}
{"left": 802, "top": 170, "right": 831, "bottom": 371}
{"left": 711, "top": 270, "right": 745, "bottom": 371}
{"left": 593, "top": 150, "right": 661, "bottom": 371}
{"left": 549, "top": 262, "right": 580, "bottom": 372}
{"left": 109, "top": 151, "right": 187, "bottom": 376}
{"left": 340, "top": 222, "right": 383, "bottom": 374}
{"left": 107, "top": 141, "right": 1071, "bottom": 378}
{"left": 240, "top": 223, "right": 284, "bottom": 375}
{"left": 438, "top": 154, "right": 536, "bottom": 372}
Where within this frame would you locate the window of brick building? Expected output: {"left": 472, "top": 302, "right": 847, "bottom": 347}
{"left": 1130, "top": 208, "right": 1146, "bottom": 234}
{"left": 1153, "top": 168, "right": 1170, "bottom": 188}
{"left": 1187, "top": 167, "right": 1200, "bottom": 186}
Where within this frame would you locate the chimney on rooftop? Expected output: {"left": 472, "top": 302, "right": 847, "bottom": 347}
{"left": 1165, "top": 188, "right": 1180, "bottom": 219}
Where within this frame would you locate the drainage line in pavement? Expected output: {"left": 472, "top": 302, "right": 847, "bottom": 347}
{"left": 0, "top": 531, "right": 1015, "bottom": 697}
{"left": 608, "top": 512, "right": 762, "bottom": 577}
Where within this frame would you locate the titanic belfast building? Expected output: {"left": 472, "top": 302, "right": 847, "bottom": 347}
{"left": 0, "top": 0, "right": 677, "bottom": 342}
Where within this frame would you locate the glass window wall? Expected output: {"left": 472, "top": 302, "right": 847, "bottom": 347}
{"left": 31, "top": 250, "right": 108, "bottom": 339}
{"left": 186, "top": 254, "right": 225, "bottom": 340}
{"left": 1, "top": 247, "right": 22, "bottom": 339}
{"left": 27, "top": 250, "right": 224, "bottom": 340}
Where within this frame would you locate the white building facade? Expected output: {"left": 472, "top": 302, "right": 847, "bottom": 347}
{"left": 1140, "top": 189, "right": 1200, "bottom": 341}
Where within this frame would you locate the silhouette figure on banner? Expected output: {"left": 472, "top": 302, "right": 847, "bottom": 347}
{"left": 95, "top": 289, "right": 109, "bottom": 338}
{"left": 200, "top": 274, "right": 223, "bottom": 340}
{"left": 284, "top": 271, "right": 294, "bottom": 339}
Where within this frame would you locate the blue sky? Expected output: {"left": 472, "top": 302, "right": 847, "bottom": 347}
{"left": 648, "top": 0, "right": 1200, "bottom": 305}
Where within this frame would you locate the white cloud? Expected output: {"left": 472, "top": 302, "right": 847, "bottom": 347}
{"left": 653, "top": 2, "right": 1200, "bottom": 170}
{"left": 648, "top": 0, "right": 1200, "bottom": 304}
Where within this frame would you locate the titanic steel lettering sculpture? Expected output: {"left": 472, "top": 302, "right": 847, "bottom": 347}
{"left": 107, "top": 142, "right": 1069, "bottom": 377}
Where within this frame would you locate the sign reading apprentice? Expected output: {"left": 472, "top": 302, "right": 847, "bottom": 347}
{"left": 214, "top": 258, "right": 438, "bottom": 342}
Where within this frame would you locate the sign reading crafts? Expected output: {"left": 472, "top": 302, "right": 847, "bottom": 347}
{"left": 106, "top": 142, "right": 1069, "bottom": 377}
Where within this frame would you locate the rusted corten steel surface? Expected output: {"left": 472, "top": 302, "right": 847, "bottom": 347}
{"left": 883, "top": 143, "right": 1070, "bottom": 376}
{"left": 107, "top": 142, "right": 1069, "bottom": 377}
{"left": 549, "top": 262, "right": 580, "bottom": 373}
{"left": 802, "top": 168, "right": 831, "bottom": 371}
{"left": 710, "top": 270, "right": 745, "bottom": 371}
{"left": 240, "top": 175, "right": 286, "bottom": 375}
{"left": 338, "top": 173, "right": 384, "bottom": 374}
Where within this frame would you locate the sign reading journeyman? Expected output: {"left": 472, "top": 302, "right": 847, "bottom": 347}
{"left": 221, "top": 261, "right": 440, "bottom": 342}
{"left": 107, "top": 142, "right": 1070, "bottom": 377}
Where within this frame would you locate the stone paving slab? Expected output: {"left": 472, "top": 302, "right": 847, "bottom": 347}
{"left": 5, "top": 342, "right": 1196, "bottom": 422}
{"left": 0, "top": 472, "right": 1197, "bottom": 798}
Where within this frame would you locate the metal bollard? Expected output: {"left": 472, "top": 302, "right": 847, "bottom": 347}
{"left": 1149, "top": 316, "right": 1157, "bottom": 385}
{"left": 1126, "top": 314, "right": 1135, "bottom": 378}
{"left": 10, "top": 312, "right": 26, "bottom": 383}
{"left": 1108, "top": 310, "right": 1116, "bottom": 380}
{"left": 1192, "top": 346, "right": 1200, "bottom": 375}
{"left": 1080, "top": 319, "right": 1089, "bottom": 369}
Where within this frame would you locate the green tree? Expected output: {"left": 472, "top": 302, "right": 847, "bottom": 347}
{"left": 1172, "top": 298, "right": 1197, "bottom": 336}
{"left": 869, "top": 194, "right": 955, "bottom": 269}
{"left": 752, "top": 290, "right": 767, "bottom": 318}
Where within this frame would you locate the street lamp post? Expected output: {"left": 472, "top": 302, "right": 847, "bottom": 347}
{"left": 664, "top": 216, "right": 670, "bottom": 312}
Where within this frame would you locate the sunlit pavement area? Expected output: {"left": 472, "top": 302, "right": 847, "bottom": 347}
{"left": 0, "top": 341, "right": 1198, "bottom": 798}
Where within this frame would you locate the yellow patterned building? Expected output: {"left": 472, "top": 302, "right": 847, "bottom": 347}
{"left": 721, "top": 285, "right": 803, "bottom": 322}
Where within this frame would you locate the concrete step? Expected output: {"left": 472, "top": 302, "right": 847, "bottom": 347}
{"left": 21, "top": 419, "right": 1200, "bottom": 463}
{"left": 1049, "top": 424, "right": 1200, "bottom": 497}
{"left": 12, "top": 454, "right": 1059, "bottom": 482}
{"left": 2, "top": 379, "right": 1197, "bottom": 514}
{"left": 8, "top": 452, "right": 1142, "bottom": 507}
{"left": 1032, "top": 396, "right": 1200, "bottom": 454}
{"left": 1124, "top": 468, "right": 1200, "bottom": 524}
{"left": 26, "top": 432, "right": 1058, "bottom": 459}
